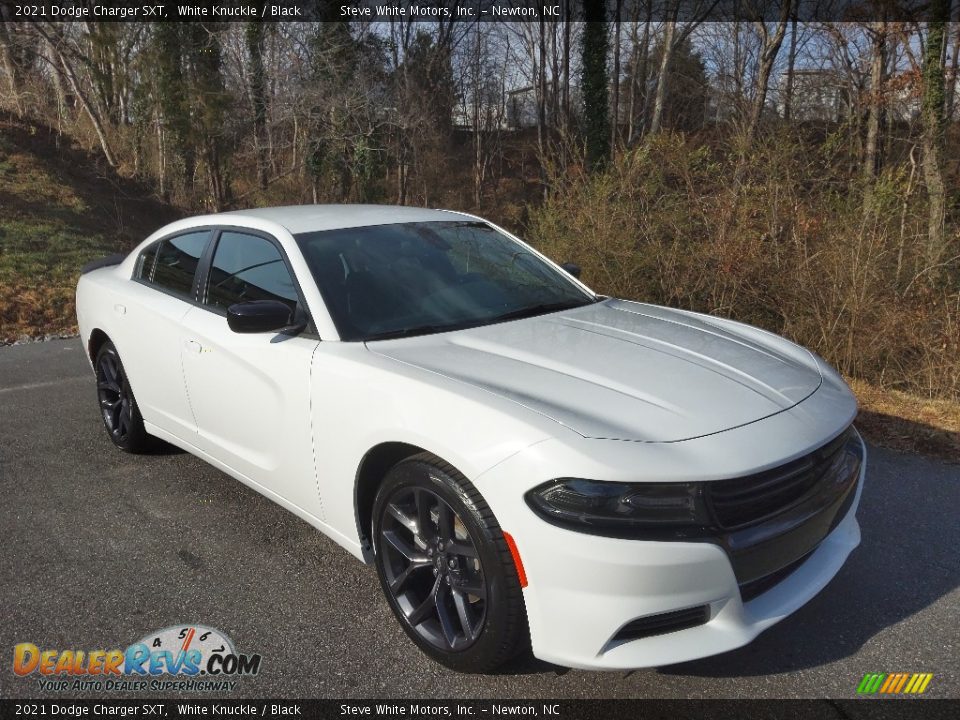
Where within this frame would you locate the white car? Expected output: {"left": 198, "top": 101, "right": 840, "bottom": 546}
{"left": 76, "top": 205, "right": 865, "bottom": 673}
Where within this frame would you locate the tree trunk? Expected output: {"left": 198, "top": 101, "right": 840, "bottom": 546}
{"left": 562, "top": 0, "right": 570, "bottom": 125}
{"left": 537, "top": 17, "right": 547, "bottom": 155}
{"left": 41, "top": 37, "right": 67, "bottom": 131}
{"left": 51, "top": 42, "right": 117, "bottom": 167}
{"left": 205, "top": 140, "right": 225, "bottom": 211}
{"left": 156, "top": 114, "right": 167, "bottom": 200}
{"left": 625, "top": 8, "right": 640, "bottom": 142}
{"left": 396, "top": 136, "right": 408, "bottom": 205}
{"left": 783, "top": 11, "right": 798, "bottom": 121}
{"left": 745, "top": 5, "right": 792, "bottom": 144}
{"left": 246, "top": 22, "right": 269, "bottom": 191}
{"left": 0, "top": 21, "right": 22, "bottom": 117}
{"left": 648, "top": 21, "right": 676, "bottom": 135}
{"left": 920, "top": 0, "right": 950, "bottom": 278}
{"left": 945, "top": 20, "right": 960, "bottom": 120}
{"left": 582, "top": 0, "right": 610, "bottom": 167}
{"left": 630, "top": 8, "right": 652, "bottom": 141}
{"left": 862, "top": 22, "right": 887, "bottom": 184}
{"left": 611, "top": 1, "right": 622, "bottom": 147}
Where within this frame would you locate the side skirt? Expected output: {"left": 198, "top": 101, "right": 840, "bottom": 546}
{"left": 143, "top": 420, "right": 368, "bottom": 563}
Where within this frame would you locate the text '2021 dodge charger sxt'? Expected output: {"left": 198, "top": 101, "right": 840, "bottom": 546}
{"left": 76, "top": 205, "right": 865, "bottom": 672}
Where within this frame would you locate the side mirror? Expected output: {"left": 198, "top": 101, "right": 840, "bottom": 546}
{"left": 227, "top": 300, "right": 295, "bottom": 334}
{"left": 560, "top": 262, "right": 582, "bottom": 279}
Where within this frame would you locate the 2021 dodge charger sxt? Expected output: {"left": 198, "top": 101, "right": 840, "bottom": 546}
{"left": 76, "top": 205, "right": 865, "bottom": 673}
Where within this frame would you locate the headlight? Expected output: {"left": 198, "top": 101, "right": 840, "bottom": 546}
{"left": 525, "top": 478, "right": 712, "bottom": 538}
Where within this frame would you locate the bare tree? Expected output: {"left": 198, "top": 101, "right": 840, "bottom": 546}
{"left": 782, "top": 7, "right": 799, "bottom": 121}
{"left": 648, "top": 0, "right": 719, "bottom": 136}
{"left": 648, "top": 20, "right": 676, "bottom": 135}
{"left": 862, "top": 21, "right": 888, "bottom": 184}
{"left": 945, "top": 17, "right": 960, "bottom": 119}
{"left": 611, "top": 0, "right": 622, "bottom": 145}
{"left": 0, "top": 7, "right": 24, "bottom": 117}
{"left": 246, "top": 22, "right": 269, "bottom": 191}
{"left": 743, "top": 0, "right": 792, "bottom": 144}
{"left": 33, "top": 24, "right": 117, "bottom": 167}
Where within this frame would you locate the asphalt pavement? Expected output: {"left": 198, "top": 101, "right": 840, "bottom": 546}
{"left": 1, "top": 339, "right": 957, "bottom": 700}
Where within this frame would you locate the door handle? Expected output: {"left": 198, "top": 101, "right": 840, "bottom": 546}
{"left": 185, "top": 340, "right": 203, "bottom": 354}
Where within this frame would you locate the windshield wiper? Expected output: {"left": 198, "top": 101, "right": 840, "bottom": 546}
{"left": 364, "top": 299, "right": 600, "bottom": 342}
{"left": 487, "top": 299, "right": 598, "bottom": 325}
{"left": 364, "top": 323, "right": 464, "bottom": 341}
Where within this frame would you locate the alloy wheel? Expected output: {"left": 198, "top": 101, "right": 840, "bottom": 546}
{"left": 96, "top": 349, "right": 132, "bottom": 442}
{"left": 379, "top": 486, "right": 487, "bottom": 652}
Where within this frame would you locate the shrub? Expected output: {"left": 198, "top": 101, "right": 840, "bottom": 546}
{"left": 528, "top": 133, "right": 960, "bottom": 400}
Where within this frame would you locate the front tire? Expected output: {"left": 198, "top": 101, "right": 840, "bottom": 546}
{"left": 372, "top": 453, "right": 528, "bottom": 673}
{"left": 94, "top": 341, "right": 152, "bottom": 453}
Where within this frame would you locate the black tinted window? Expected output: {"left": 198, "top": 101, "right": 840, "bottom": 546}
{"left": 205, "top": 232, "right": 299, "bottom": 313}
{"left": 134, "top": 245, "right": 158, "bottom": 280}
{"left": 295, "top": 222, "right": 593, "bottom": 341}
{"left": 142, "top": 232, "right": 209, "bottom": 298}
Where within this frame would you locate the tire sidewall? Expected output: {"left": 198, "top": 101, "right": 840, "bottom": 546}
{"left": 372, "top": 458, "right": 518, "bottom": 673}
{"left": 94, "top": 341, "right": 148, "bottom": 453}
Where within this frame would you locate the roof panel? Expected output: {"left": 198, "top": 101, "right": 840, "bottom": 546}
{"left": 220, "top": 204, "right": 464, "bottom": 234}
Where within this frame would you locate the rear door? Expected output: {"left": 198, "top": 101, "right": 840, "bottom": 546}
{"left": 179, "top": 229, "right": 321, "bottom": 516}
{"left": 120, "top": 230, "right": 211, "bottom": 437}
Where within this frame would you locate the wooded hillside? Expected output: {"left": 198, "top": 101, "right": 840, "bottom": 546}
{"left": 0, "top": 9, "right": 957, "bottom": 402}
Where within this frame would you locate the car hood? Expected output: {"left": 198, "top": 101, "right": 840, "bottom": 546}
{"left": 368, "top": 299, "right": 823, "bottom": 442}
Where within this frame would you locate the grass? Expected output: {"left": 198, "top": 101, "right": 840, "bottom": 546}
{"left": 0, "top": 114, "right": 180, "bottom": 342}
{"left": 0, "top": 218, "right": 120, "bottom": 340}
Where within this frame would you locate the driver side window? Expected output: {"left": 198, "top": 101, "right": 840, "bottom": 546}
{"left": 204, "top": 232, "right": 300, "bottom": 315}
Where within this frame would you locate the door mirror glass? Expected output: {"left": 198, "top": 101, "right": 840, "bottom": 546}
{"left": 226, "top": 300, "right": 295, "bottom": 334}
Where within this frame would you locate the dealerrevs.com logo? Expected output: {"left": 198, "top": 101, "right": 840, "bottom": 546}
{"left": 13, "top": 625, "right": 262, "bottom": 692}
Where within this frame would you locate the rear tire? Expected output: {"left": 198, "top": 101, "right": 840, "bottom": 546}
{"left": 372, "top": 453, "right": 529, "bottom": 673}
{"left": 94, "top": 341, "right": 152, "bottom": 453}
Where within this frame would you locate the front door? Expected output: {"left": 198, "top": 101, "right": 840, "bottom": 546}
{"left": 180, "top": 230, "right": 321, "bottom": 517}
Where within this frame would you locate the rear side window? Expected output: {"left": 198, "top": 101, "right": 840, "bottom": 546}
{"left": 205, "top": 232, "right": 299, "bottom": 314}
{"left": 135, "top": 231, "right": 209, "bottom": 299}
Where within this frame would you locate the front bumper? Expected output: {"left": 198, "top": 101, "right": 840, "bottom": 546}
{"left": 500, "top": 436, "right": 866, "bottom": 670}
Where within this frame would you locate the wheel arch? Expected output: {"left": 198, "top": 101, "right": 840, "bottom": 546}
{"left": 87, "top": 328, "right": 111, "bottom": 364}
{"left": 354, "top": 441, "right": 429, "bottom": 557}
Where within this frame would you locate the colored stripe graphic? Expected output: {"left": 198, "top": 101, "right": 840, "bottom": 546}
{"left": 857, "top": 673, "right": 933, "bottom": 695}
{"left": 857, "top": 673, "right": 886, "bottom": 694}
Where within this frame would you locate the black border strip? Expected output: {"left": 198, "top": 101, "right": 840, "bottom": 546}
{"left": 1, "top": 1, "right": 954, "bottom": 24}
{"left": 1, "top": 699, "right": 958, "bottom": 719}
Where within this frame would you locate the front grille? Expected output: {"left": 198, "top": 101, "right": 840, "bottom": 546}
{"left": 738, "top": 550, "right": 814, "bottom": 602}
{"left": 612, "top": 605, "right": 710, "bottom": 643}
{"left": 707, "top": 428, "right": 854, "bottom": 530}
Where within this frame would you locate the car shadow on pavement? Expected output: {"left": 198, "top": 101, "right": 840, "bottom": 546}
{"left": 142, "top": 439, "right": 186, "bottom": 456}
{"left": 658, "top": 445, "right": 959, "bottom": 678}
{"left": 493, "top": 653, "right": 568, "bottom": 677}
{"left": 855, "top": 409, "right": 959, "bottom": 463}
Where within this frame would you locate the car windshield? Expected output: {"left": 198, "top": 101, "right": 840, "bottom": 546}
{"left": 295, "top": 221, "right": 597, "bottom": 341}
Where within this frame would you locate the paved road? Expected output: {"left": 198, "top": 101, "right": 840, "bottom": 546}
{"left": 1, "top": 339, "right": 957, "bottom": 700}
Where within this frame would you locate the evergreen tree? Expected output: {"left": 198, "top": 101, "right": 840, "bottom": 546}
{"left": 153, "top": 23, "right": 194, "bottom": 195}
{"left": 582, "top": 1, "right": 610, "bottom": 170}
